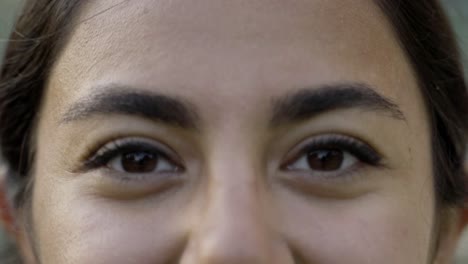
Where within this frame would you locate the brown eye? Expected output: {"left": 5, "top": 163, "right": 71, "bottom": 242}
{"left": 307, "top": 149, "right": 344, "bottom": 171}
{"left": 108, "top": 150, "right": 179, "bottom": 174}
{"left": 121, "top": 152, "right": 158, "bottom": 173}
{"left": 286, "top": 148, "right": 357, "bottom": 173}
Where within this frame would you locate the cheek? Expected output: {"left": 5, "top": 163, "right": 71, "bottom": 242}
{"left": 31, "top": 173, "right": 187, "bottom": 264}
{"left": 278, "top": 190, "right": 435, "bottom": 263}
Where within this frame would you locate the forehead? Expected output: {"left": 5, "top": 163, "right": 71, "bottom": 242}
{"left": 47, "top": 0, "right": 421, "bottom": 124}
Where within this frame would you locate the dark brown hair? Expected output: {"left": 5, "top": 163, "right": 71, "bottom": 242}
{"left": 0, "top": 0, "right": 467, "bottom": 262}
{"left": 376, "top": 1, "right": 468, "bottom": 205}
{"left": 0, "top": 0, "right": 82, "bottom": 206}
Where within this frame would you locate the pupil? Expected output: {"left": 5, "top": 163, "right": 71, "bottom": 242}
{"left": 121, "top": 152, "right": 158, "bottom": 173}
{"left": 307, "top": 149, "right": 344, "bottom": 171}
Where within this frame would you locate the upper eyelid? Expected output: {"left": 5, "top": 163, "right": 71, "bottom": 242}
{"left": 303, "top": 135, "right": 382, "bottom": 157}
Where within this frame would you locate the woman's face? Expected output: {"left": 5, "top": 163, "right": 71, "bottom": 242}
{"left": 25, "top": 0, "right": 459, "bottom": 263}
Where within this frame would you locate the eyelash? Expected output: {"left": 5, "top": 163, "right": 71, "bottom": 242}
{"left": 281, "top": 134, "right": 383, "bottom": 179}
{"left": 79, "top": 135, "right": 381, "bottom": 186}
{"left": 80, "top": 138, "right": 182, "bottom": 173}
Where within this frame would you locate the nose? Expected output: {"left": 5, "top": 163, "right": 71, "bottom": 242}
{"left": 182, "top": 160, "right": 275, "bottom": 264}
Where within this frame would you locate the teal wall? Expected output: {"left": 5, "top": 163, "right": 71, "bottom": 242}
{"left": 444, "top": 0, "right": 468, "bottom": 77}
{"left": 0, "top": 0, "right": 23, "bottom": 59}
{"left": 0, "top": 0, "right": 23, "bottom": 252}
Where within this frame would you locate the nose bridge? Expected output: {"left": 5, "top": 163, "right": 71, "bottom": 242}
{"left": 191, "top": 143, "right": 273, "bottom": 263}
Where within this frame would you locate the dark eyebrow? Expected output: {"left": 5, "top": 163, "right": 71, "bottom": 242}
{"left": 270, "top": 83, "right": 406, "bottom": 126}
{"left": 61, "top": 87, "right": 199, "bottom": 129}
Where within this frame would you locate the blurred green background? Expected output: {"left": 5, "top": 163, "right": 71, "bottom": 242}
{"left": 0, "top": 0, "right": 467, "bottom": 263}
{"left": 0, "top": 0, "right": 22, "bottom": 59}
{"left": 444, "top": 0, "right": 468, "bottom": 79}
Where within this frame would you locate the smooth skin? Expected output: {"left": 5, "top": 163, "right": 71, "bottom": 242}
{"left": 11, "top": 0, "right": 467, "bottom": 263}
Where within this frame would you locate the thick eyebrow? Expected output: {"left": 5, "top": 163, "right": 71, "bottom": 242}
{"left": 61, "top": 87, "right": 199, "bottom": 129}
{"left": 270, "top": 83, "right": 406, "bottom": 126}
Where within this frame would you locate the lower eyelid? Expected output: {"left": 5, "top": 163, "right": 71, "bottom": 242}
{"left": 87, "top": 169, "right": 186, "bottom": 199}
{"left": 107, "top": 169, "right": 182, "bottom": 182}
{"left": 280, "top": 162, "right": 369, "bottom": 188}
